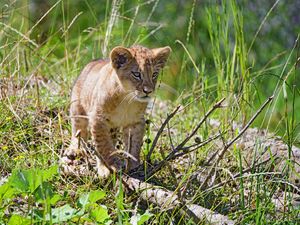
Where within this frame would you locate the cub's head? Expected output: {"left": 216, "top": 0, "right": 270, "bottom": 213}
{"left": 110, "top": 45, "right": 171, "bottom": 103}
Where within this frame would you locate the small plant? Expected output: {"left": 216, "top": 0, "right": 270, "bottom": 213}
{"left": 0, "top": 166, "right": 109, "bottom": 224}
{"left": 0, "top": 166, "right": 154, "bottom": 224}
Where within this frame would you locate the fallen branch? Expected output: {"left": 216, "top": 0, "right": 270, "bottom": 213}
{"left": 123, "top": 175, "right": 235, "bottom": 225}
{"left": 88, "top": 141, "right": 235, "bottom": 224}
{"left": 205, "top": 118, "right": 300, "bottom": 188}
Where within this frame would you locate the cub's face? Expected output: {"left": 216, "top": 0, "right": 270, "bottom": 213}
{"left": 110, "top": 45, "right": 171, "bottom": 103}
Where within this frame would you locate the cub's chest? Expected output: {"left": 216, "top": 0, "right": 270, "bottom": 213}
{"left": 107, "top": 103, "right": 145, "bottom": 128}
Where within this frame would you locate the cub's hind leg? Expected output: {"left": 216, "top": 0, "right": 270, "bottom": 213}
{"left": 67, "top": 114, "right": 89, "bottom": 156}
{"left": 60, "top": 103, "right": 90, "bottom": 176}
{"left": 66, "top": 102, "right": 88, "bottom": 155}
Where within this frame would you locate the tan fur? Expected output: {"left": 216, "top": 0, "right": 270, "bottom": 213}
{"left": 64, "top": 45, "right": 171, "bottom": 176}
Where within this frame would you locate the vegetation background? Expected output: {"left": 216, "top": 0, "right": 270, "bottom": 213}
{"left": 1, "top": 0, "right": 300, "bottom": 224}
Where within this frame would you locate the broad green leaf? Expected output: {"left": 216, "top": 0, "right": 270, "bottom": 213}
{"left": 78, "top": 192, "right": 89, "bottom": 208}
{"left": 50, "top": 194, "right": 61, "bottom": 205}
{"left": 46, "top": 204, "right": 77, "bottom": 223}
{"left": 33, "top": 182, "right": 54, "bottom": 201}
{"left": 8, "top": 214, "right": 31, "bottom": 225}
{"left": 137, "top": 211, "right": 153, "bottom": 225}
{"left": 88, "top": 190, "right": 106, "bottom": 203}
{"left": 9, "top": 166, "right": 58, "bottom": 193}
{"left": 130, "top": 211, "right": 153, "bottom": 225}
{"left": 78, "top": 190, "right": 106, "bottom": 208}
{"left": 0, "top": 183, "right": 9, "bottom": 196}
{"left": 79, "top": 214, "right": 93, "bottom": 223}
{"left": 9, "top": 170, "right": 30, "bottom": 192}
{"left": 0, "top": 183, "right": 16, "bottom": 202}
{"left": 42, "top": 165, "right": 59, "bottom": 181}
{"left": 76, "top": 194, "right": 88, "bottom": 217}
{"left": 89, "top": 204, "right": 110, "bottom": 223}
{"left": 32, "top": 209, "right": 44, "bottom": 221}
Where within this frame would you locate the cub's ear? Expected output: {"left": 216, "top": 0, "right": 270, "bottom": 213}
{"left": 110, "top": 46, "right": 133, "bottom": 69}
{"left": 152, "top": 46, "right": 171, "bottom": 68}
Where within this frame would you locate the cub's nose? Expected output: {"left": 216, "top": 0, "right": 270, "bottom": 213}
{"left": 143, "top": 86, "right": 153, "bottom": 95}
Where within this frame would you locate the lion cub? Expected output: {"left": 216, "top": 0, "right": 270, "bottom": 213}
{"left": 62, "top": 45, "right": 171, "bottom": 176}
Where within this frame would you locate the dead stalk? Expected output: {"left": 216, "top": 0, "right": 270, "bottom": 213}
{"left": 204, "top": 156, "right": 278, "bottom": 193}
{"left": 175, "top": 98, "right": 225, "bottom": 151}
{"left": 200, "top": 95, "right": 274, "bottom": 189}
{"left": 146, "top": 105, "right": 181, "bottom": 162}
{"left": 146, "top": 98, "right": 225, "bottom": 178}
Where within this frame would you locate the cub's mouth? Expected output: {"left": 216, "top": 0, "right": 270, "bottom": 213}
{"left": 133, "top": 90, "right": 153, "bottom": 103}
{"left": 135, "top": 95, "right": 151, "bottom": 103}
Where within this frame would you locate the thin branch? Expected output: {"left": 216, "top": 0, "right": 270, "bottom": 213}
{"left": 146, "top": 98, "right": 226, "bottom": 178}
{"left": 204, "top": 156, "right": 278, "bottom": 193}
{"left": 200, "top": 95, "right": 274, "bottom": 190}
{"left": 175, "top": 98, "right": 225, "bottom": 151}
{"left": 204, "top": 130, "right": 227, "bottom": 166}
{"left": 171, "top": 133, "right": 222, "bottom": 159}
{"left": 167, "top": 120, "right": 175, "bottom": 151}
{"left": 146, "top": 105, "right": 181, "bottom": 162}
{"left": 145, "top": 134, "right": 220, "bottom": 179}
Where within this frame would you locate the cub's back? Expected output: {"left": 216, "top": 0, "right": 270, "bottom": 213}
{"left": 71, "top": 59, "right": 109, "bottom": 106}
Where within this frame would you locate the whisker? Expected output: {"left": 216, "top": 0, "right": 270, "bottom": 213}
{"left": 128, "top": 93, "right": 137, "bottom": 104}
{"left": 119, "top": 91, "right": 135, "bottom": 105}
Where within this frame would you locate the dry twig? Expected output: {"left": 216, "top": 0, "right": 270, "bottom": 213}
{"left": 200, "top": 95, "right": 274, "bottom": 189}
{"left": 204, "top": 155, "right": 279, "bottom": 193}
{"left": 146, "top": 98, "right": 225, "bottom": 178}
{"left": 146, "top": 105, "right": 181, "bottom": 162}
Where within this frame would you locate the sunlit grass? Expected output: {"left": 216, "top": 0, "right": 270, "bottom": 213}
{"left": 0, "top": 0, "right": 300, "bottom": 224}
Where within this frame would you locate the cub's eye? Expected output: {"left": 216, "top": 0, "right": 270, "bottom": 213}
{"left": 153, "top": 72, "right": 159, "bottom": 79}
{"left": 131, "top": 71, "right": 141, "bottom": 80}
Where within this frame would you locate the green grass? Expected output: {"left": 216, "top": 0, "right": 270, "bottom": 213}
{"left": 1, "top": 0, "right": 300, "bottom": 224}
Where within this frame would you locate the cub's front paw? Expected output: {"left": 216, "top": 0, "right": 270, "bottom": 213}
{"left": 59, "top": 146, "right": 93, "bottom": 177}
{"left": 95, "top": 158, "right": 111, "bottom": 179}
{"left": 59, "top": 156, "right": 89, "bottom": 177}
{"left": 93, "top": 156, "right": 125, "bottom": 179}
{"left": 63, "top": 144, "right": 82, "bottom": 158}
{"left": 107, "top": 155, "right": 127, "bottom": 172}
